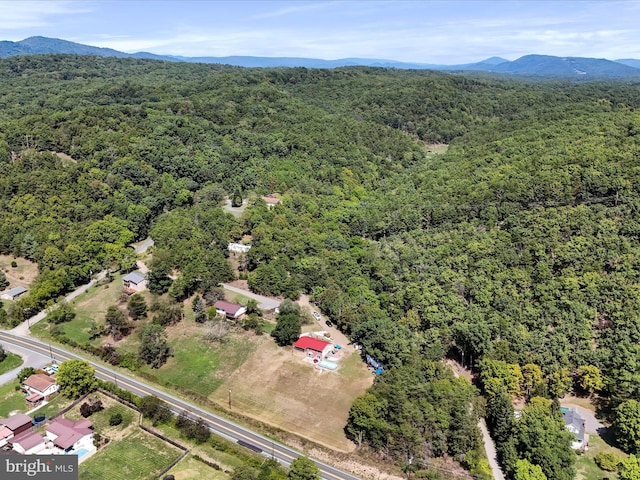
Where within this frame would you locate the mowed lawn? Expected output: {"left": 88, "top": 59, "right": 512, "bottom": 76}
{"left": 138, "top": 326, "right": 257, "bottom": 398}
{"left": 0, "top": 380, "right": 28, "bottom": 417}
{"left": 166, "top": 454, "right": 230, "bottom": 480}
{"left": 80, "top": 428, "right": 182, "bottom": 480}
{"left": 575, "top": 433, "right": 625, "bottom": 480}
{"left": 0, "top": 352, "right": 23, "bottom": 374}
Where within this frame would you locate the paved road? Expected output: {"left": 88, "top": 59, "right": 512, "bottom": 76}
{"left": 131, "top": 237, "right": 155, "bottom": 254}
{"left": 0, "top": 341, "right": 50, "bottom": 386}
{"left": 0, "top": 332, "right": 360, "bottom": 480}
{"left": 221, "top": 283, "right": 281, "bottom": 310}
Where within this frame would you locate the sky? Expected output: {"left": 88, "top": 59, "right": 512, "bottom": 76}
{"left": 0, "top": 0, "right": 639, "bottom": 64}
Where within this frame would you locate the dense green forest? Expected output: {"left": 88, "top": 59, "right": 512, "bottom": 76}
{"left": 2, "top": 54, "right": 640, "bottom": 478}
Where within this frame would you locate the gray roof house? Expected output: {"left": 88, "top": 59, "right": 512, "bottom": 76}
{"left": 562, "top": 407, "right": 588, "bottom": 451}
{"left": 122, "top": 271, "right": 147, "bottom": 293}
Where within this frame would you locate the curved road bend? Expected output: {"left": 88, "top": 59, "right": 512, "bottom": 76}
{"left": 0, "top": 331, "right": 361, "bottom": 480}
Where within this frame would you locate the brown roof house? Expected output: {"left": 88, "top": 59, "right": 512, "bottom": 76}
{"left": 9, "top": 431, "right": 45, "bottom": 454}
{"left": 0, "top": 413, "right": 33, "bottom": 448}
{"left": 23, "top": 373, "right": 59, "bottom": 404}
{"left": 261, "top": 193, "right": 282, "bottom": 208}
{"left": 214, "top": 300, "right": 247, "bottom": 319}
{"left": 46, "top": 418, "right": 95, "bottom": 454}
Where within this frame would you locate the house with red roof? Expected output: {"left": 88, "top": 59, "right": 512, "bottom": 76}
{"left": 46, "top": 417, "right": 95, "bottom": 453}
{"left": 214, "top": 300, "right": 247, "bottom": 319}
{"left": 261, "top": 193, "right": 282, "bottom": 208}
{"left": 23, "top": 373, "right": 59, "bottom": 404}
{"left": 9, "top": 431, "right": 45, "bottom": 454}
{"left": 0, "top": 413, "right": 32, "bottom": 437}
{"left": 293, "top": 336, "right": 333, "bottom": 359}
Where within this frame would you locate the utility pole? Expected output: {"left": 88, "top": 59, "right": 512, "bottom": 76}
{"left": 228, "top": 389, "right": 232, "bottom": 409}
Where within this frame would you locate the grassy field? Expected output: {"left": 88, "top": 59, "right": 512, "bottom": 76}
{"left": 0, "top": 380, "right": 28, "bottom": 417}
{"left": 166, "top": 454, "right": 230, "bottom": 480}
{"left": 80, "top": 428, "right": 182, "bottom": 480}
{"left": 0, "top": 352, "right": 23, "bottom": 374}
{"left": 139, "top": 335, "right": 236, "bottom": 397}
{"left": 575, "top": 434, "right": 625, "bottom": 480}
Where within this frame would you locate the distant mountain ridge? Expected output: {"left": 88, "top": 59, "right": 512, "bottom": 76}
{"left": 1, "top": 36, "right": 640, "bottom": 78}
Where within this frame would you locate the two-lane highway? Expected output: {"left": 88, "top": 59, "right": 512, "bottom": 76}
{"left": 0, "top": 331, "right": 361, "bottom": 480}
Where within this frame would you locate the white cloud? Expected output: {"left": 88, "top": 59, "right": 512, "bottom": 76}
{"left": 0, "top": 1, "right": 91, "bottom": 32}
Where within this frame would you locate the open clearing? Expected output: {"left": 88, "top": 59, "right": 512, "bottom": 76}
{"left": 209, "top": 332, "right": 373, "bottom": 452}
{"left": 0, "top": 255, "right": 38, "bottom": 289}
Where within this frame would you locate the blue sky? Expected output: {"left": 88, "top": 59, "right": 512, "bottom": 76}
{"left": 0, "top": 1, "right": 639, "bottom": 63}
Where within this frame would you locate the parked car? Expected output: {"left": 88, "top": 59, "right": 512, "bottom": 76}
{"left": 313, "top": 311, "right": 321, "bottom": 321}
{"left": 325, "top": 320, "right": 333, "bottom": 328}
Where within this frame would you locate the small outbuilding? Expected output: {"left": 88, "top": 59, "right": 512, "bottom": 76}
{"left": 0, "top": 413, "right": 33, "bottom": 437}
{"left": 293, "top": 336, "right": 333, "bottom": 359}
{"left": 228, "top": 242, "right": 251, "bottom": 254}
{"left": 0, "top": 286, "right": 28, "bottom": 301}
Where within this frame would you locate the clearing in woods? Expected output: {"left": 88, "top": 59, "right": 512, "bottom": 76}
{"left": 0, "top": 255, "right": 39, "bottom": 289}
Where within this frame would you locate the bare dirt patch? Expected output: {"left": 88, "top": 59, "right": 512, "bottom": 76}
{"left": 0, "top": 255, "right": 39, "bottom": 289}
{"left": 210, "top": 333, "right": 373, "bottom": 452}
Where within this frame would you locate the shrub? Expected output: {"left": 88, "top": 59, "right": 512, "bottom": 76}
{"left": 11, "top": 261, "right": 17, "bottom": 268}
{"left": 594, "top": 452, "right": 621, "bottom": 472}
{"left": 109, "top": 412, "right": 123, "bottom": 426}
{"left": 80, "top": 399, "right": 103, "bottom": 418}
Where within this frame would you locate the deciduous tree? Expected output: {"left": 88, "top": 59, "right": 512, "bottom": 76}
{"left": 288, "top": 457, "right": 321, "bottom": 480}
{"left": 138, "top": 324, "right": 171, "bottom": 368}
{"left": 57, "top": 360, "right": 97, "bottom": 398}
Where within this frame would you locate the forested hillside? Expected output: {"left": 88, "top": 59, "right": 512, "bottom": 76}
{"left": 2, "top": 55, "right": 640, "bottom": 478}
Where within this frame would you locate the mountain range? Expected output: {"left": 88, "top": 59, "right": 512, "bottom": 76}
{"left": 2, "top": 36, "right": 640, "bottom": 78}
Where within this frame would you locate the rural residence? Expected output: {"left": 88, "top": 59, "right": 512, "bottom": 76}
{"left": 261, "top": 193, "right": 282, "bottom": 208}
{"left": 562, "top": 407, "right": 588, "bottom": 451}
{"left": 293, "top": 336, "right": 333, "bottom": 359}
{"left": 46, "top": 417, "right": 95, "bottom": 454}
{"left": 214, "top": 300, "right": 247, "bottom": 319}
{"left": 122, "top": 271, "right": 147, "bottom": 294}
{"left": 23, "top": 373, "right": 59, "bottom": 404}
